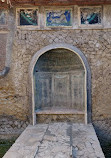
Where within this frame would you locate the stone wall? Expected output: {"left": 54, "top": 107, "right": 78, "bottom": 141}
{"left": 0, "top": 34, "right": 7, "bottom": 71}
{"left": 0, "top": 115, "right": 28, "bottom": 139}
{"left": 1, "top": 0, "right": 111, "bottom": 7}
{"left": 0, "top": 5, "right": 111, "bottom": 141}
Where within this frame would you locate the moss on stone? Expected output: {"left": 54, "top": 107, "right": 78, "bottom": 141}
{"left": 0, "top": 139, "right": 16, "bottom": 158}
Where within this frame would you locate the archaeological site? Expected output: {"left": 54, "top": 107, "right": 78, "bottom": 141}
{"left": 0, "top": 0, "right": 111, "bottom": 157}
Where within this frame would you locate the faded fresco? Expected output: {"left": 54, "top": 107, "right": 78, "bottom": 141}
{"left": 19, "top": 9, "right": 38, "bottom": 26}
{"left": 0, "top": 10, "right": 7, "bottom": 25}
{"left": 80, "top": 7, "right": 102, "bottom": 25}
{"left": 46, "top": 9, "right": 72, "bottom": 26}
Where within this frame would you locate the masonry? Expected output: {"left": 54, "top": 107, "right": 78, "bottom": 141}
{"left": 0, "top": 2, "right": 111, "bottom": 146}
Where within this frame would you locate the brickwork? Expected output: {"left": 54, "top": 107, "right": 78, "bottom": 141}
{"left": 1, "top": 0, "right": 111, "bottom": 6}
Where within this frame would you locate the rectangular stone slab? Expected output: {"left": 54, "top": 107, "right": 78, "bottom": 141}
{"left": 3, "top": 123, "right": 105, "bottom": 158}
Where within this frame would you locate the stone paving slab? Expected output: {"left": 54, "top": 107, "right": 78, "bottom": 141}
{"left": 3, "top": 123, "right": 105, "bottom": 158}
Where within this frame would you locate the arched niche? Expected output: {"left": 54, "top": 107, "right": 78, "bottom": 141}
{"left": 29, "top": 43, "right": 91, "bottom": 125}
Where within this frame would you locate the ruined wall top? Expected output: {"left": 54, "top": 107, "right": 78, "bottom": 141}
{"left": 0, "top": 0, "right": 111, "bottom": 8}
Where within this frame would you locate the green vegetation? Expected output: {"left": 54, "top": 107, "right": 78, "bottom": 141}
{"left": 0, "top": 139, "right": 15, "bottom": 158}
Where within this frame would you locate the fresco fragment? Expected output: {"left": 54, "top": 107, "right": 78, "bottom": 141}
{"left": 80, "top": 7, "right": 102, "bottom": 25}
{"left": 19, "top": 9, "right": 38, "bottom": 26}
{"left": 46, "top": 9, "right": 72, "bottom": 27}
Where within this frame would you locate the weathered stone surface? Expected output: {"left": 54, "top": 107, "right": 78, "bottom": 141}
{"left": 0, "top": 115, "right": 28, "bottom": 139}
{"left": 1, "top": 0, "right": 111, "bottom": 6}
{"left": 1, "top": 27, "right": 110, "bottom": 139}
{"left": 0, "top": 33, "right": 7, "bottom": 71}
{"left": 3, "top": 123, "right": 105, "bottom": 158}
{"left": 0, "top": 5, "right": 111, "bottom": 141}
{"left": 36, "top": 114, "right": 85, "bottom": 124}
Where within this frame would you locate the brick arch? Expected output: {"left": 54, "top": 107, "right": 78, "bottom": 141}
{"left": 29, "top": 43, "right": 91, "bottom": 125}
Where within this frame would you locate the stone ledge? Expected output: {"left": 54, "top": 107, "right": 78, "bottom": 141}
{"left": 36, "top": 109, "right": 85, "bottom": 115}
{"left": 36, "top": 109, "right": 85, "bottom": 123}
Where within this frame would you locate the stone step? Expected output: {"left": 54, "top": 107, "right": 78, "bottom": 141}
{"left": 36, "top": 109, "right": 85, "bottom": 114}
{"left": 3, "top": 123, "right": 105, "bottom": 158}
{"left": 36, "top": 109, "right": 85, "bottom": 123}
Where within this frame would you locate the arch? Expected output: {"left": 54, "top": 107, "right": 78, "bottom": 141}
{"left": 29, "top": 43, "right": 91, "bottom": 125}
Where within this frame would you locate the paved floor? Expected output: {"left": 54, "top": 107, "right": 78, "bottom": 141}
{"left": 3, "top": 123, "right": 105, "bottom": 158}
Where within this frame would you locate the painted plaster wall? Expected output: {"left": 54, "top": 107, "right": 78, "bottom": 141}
{"left": 0, "top": 5, "right": 111, "bottom": 140}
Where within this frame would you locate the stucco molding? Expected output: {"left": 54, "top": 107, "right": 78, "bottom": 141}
{"left": 28, "top": 43, "right": 91, "bottom": 125}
